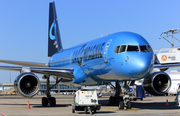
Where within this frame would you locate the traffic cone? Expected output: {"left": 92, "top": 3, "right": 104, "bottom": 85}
{"left": 27, "top": 101, "right": 30, "bottom": 109}
{"left": 166, "top": 99, "right": 169, "bottom": 106}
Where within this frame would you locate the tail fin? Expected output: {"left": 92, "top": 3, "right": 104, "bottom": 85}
{"left": 48, "top": 2, "right": 63, "bottom": 57}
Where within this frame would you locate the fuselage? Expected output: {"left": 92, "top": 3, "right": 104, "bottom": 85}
{"left": 49, "top": 32, "right": 154, "bottom": 85}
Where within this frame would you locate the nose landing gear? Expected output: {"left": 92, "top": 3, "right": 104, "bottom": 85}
{"left": 109, "top": 81, "right": 134, "bottom": 110}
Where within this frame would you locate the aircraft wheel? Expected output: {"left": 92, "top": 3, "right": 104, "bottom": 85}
{"left": 118, "top": 101, "right": 124, "bottom": 109}
{"left": 109, "top": 96, "right": 113, "bottom": 105}
{"left": 42, "top": 97, "right": 48, "bottom": 107}
{"left": 50, "top": 97, "right": 56, "bottom": 106}
{"left": 126, "top": 101, "right": 131, "bottom": 109}
{"left": 94, "top": 109, "right": 97, "bottom": 113}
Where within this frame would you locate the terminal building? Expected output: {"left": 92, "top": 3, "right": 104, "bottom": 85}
{"left": 0, "top": 79, "right": 80, "bottom": 94}
{"left": 1, "top": 79, "right": 111, "bottom": 95}
{"left": 39, "top": 79, "right": 80, "bottom": 93}
{"left": 0, "top": 83, "right": 14, "bottom": 92}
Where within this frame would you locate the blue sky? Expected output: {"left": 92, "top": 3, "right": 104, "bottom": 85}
{"left": 0, "top": 0, "right": 180, "bottom": 83}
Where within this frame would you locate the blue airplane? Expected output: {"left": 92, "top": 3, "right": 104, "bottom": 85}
{"left": 0, "top": 2, "right": 179, "bottom": 109}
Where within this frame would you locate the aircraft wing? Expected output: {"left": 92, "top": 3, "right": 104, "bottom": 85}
{"left": 0, "top": 60, "right": 49, "bottom": 67}
{"left": 154, "top": 63, "right": 180, "bottom": 69}
{"left": 0, "top": 65, "right": 74, "bottom": 80}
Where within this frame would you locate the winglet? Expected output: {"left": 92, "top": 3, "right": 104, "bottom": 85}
{"left": 48, "top": 2, "right": 63, "bottom": 57}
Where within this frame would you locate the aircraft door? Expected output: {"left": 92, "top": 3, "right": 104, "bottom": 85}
{"left": 104, "top": 39, "right": 112, "bottom": 63}
{"left": 82, "top": 44, "right": 88, "bottom": 66}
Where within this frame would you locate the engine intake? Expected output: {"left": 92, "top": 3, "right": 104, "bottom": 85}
{"left": 142, "top": 71, "right": 171, "bottom": 95}
{"left": 14, "top": 72, "right": 40, "bottom": 97}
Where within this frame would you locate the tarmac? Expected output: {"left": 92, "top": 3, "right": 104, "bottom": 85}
{"left": 0, "top": 94, "right": 180, "bottom": 116}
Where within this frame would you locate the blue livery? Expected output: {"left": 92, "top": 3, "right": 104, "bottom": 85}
{"left": 0, "top": 1, "right": 179, "bottom": 108}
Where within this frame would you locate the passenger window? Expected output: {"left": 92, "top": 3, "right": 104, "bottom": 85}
{"left": 127, "top": 45, "right": 139, "bottom": 52}
{"left": 119, "top": 45, "right": 126, "bottom": 53}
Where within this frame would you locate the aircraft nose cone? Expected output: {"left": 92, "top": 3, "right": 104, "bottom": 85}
{"left": 128, "top": 54, "right": 153, "bottom": 78}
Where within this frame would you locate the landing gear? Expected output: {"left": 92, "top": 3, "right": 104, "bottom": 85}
{"left": 118, "top": 101, "right": 124, "bottom": 109}
{"left": 42, "top": 97, "right": 48, "bottom": 106}
{"left": 50, "top": 97, "right": 56, "bottom": 106}
{"left": 42, "top": 97, "right": 56, "bottom": 107}
{"left": 126, "top": 101, "right": 131, "bottom": 109}
{"left": 41, "top": 76, "right": 62, "bottom": 107}
{"left": 109, "top": 81, "right": 134, "bottom": 110}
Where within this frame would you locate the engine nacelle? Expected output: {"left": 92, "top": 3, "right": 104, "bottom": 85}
{"left": 14, "top": 72, "right": 40, "bottom": 97}
{"left": 142, "top": 71, "right": 171, "bottom": 95}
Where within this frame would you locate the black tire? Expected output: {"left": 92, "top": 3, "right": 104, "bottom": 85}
{"left": 109, "top": 96, "right": 113, "bottom": 105}
{"left": 126, "top": 101, "right": 131, "bottom": 109}
{"left": 94, "top": 109, "right": 97, "bottom": 113}
{"left": 118, "top": 101, "right": 124, "bottom": 109}
{"left": 84, "top": 107, "right": 88, "bottom": 114}
{"left": 111, "top": 96, "right": 116, "bottom": 105}
{"left": 50, "top": 97, "right": 56, "bottom": 106}
{"left": 42, "top": 97, "right": 48, "bottom": 107}
{"left": 141, "top": 98, "right": 143, "bottom": 101}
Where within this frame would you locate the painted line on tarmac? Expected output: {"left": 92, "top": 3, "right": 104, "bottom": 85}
{"left": 101, "top": 107, "right": 142, "bottom": 112}
{"left": 128, "top": 109, "right": 142, "bottom": 112}
{"left": 101, "top": 106, "right": 119, "bottom": 111}
{"left": 56, "top": 101, "right": 71, "bottom": 104}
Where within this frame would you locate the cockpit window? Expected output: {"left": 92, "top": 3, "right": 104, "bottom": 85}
{"left": 127, "top": 45, "right": 139, "bottom": 52}
{"left": 114, "top": 46, "right": 120, "bottom": 53}
{"left": 114, "top": 44, "right": 152, "bottom": 54}
{"left": 114, "top": 45, "right": 126, "bottom": 53}
{"left": 119, "top": 45, "right": 126, "bottom": 53}
{"left": 140, "top": 45, "right": 152, "bottom": 52}
{"left": 147, "top": 45, "right": 153, "bottom": 52}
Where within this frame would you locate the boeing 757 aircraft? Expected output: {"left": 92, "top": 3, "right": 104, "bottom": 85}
{"left": 0, "top": 2, "right": 180, "bottom": 109}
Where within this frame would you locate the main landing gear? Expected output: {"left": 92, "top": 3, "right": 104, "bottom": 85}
{"left": 109, "top": 81, "right": 134, "bottom": 110}
{"left": 42, "top": 76, "right": 62, "bottom": 107}
{"left": 42, "top": 96, "right": 56, "bottom": 107}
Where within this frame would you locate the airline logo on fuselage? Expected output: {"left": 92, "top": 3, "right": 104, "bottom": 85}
{"left": 72, "top": 43, "right": 105, "bottom": 63}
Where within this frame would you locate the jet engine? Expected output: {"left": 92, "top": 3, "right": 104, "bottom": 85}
{"left": 14, "top": 72, "right": 40, "bottom": 97}
{"left": 142, "top": 71, "right": 171, "bottom": 95}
